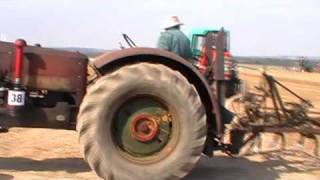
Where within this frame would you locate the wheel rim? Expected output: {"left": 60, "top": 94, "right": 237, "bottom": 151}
{"left": 113, "top": 96, "right": 173, "bottom": 158}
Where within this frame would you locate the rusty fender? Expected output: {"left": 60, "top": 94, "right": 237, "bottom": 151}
{"left": 91, "top": 47, "right": 223, "bottom": 134}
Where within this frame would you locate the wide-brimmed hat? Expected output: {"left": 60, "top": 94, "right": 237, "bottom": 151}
{"left": 162, "top": 15, "right": 184, "bottom": 29}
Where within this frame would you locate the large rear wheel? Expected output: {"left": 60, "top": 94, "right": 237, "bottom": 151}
{"left": 77, "top": 63, "right": 207, "bottom": 180}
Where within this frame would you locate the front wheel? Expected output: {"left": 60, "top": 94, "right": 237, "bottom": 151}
{"left": 77, "top": 63, "right": 207, "bottom": 180}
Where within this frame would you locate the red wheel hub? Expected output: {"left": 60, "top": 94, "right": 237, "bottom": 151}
{"left": 131, "top": 114, "right": 159, "bottom": 142}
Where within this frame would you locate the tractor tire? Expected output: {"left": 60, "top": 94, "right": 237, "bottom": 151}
{"left": 77, "top": 63, "right": 207, "bottom": 180}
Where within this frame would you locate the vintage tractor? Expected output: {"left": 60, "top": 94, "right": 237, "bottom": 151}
{"left": 0, "top": 30, "right": 235, "bottom": 180}
{"left": 189, "top": 28, "right": 241, "bottom": 98}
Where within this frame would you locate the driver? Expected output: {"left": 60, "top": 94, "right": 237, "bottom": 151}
{"left": 157, "top": 15, "right": 193, "bottom": 61}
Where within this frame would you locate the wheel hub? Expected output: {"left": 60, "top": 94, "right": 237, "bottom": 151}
{"left": 131, "top": 114, "right": 159, "bottom": 142}
{"left": 113, "top": 97, "right": 172, "bottom": 157}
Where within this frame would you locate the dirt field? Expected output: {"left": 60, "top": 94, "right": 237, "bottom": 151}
{"left": 0, "top": 128, "right": 319, "bottom": 180}
{"left": 238, "top": 64, "right": 320, "bottom": 113}
{"left": 0, "top": 66, "right": 319, "bottom": 180}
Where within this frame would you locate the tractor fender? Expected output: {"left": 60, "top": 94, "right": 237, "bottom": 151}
{"left": 92, "top": 47, "right": 219, "bottom": 129}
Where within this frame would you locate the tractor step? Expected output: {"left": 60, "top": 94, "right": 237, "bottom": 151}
{"left": 0, "top": 126, "right": 8, "bottom": 133}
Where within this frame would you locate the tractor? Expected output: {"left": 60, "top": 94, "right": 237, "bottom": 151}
{"left": 0, "top": 30, "right": 237, "bottom": 180}
{"left": 189, "top": 28, "right": 241, "bottom": 98}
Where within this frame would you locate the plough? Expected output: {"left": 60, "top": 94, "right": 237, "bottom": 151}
{"left": 226, "top": 69, "right": 320, "bottom": 156}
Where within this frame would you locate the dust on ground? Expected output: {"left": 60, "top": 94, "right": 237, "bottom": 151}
{"left": 0, "top": 128, "right": 320, "bottom": 180}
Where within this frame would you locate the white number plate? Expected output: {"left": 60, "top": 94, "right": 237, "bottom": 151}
{"left": 8, "top": 90, "right": 25, "bottom": 106}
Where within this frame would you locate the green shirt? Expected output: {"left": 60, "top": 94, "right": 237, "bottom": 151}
{"left": 157, "top": 29, "right": 193, "bottom": 60}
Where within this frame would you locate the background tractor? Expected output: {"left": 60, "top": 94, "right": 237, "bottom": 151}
{"left": 0, "top": 30, "right": 236, "bottom": 180}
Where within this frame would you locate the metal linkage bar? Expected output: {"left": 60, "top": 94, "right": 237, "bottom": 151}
{"left": 272, "top": 77, "right": 312, "bottom": 106}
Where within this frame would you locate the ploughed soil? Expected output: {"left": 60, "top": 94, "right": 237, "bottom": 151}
{"left": 0, "top": 66, "right": 319, "bottom": 180}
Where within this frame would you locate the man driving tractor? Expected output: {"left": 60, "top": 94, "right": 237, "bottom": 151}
{"left": 157, "top": 15, "right": 193, "bottom": 60}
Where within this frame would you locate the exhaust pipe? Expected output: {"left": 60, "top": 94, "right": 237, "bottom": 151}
{"left": 7, "top": 39, "right": 27, "bottom": 108}
{"left": 14, "top": 39, "right": 27, "bottom": 86}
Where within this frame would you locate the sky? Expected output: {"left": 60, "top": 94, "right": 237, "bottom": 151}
{"left": 0, "top": 0, "right": 319, "bottom": 56}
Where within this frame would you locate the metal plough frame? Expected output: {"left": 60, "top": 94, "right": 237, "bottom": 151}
{"left": 227, "top": 71, "right": 320, "bottom": 155}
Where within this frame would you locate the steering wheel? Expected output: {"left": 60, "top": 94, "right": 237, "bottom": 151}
{"left": 122, "top": 33, "right": 137, "bottom": 48}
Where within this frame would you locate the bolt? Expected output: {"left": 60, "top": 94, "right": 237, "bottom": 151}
{"left": 56, "top": 115, "right": 66, "bottom": 122}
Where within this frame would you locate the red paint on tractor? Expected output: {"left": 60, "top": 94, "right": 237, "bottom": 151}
{"left": 14, "top": 39, "right": 27, "bottom": 84}
{"left": 198, "top": 48, "right": 234, "bottom": 80}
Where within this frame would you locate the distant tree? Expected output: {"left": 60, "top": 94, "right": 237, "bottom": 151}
{"left": 298, "top": 56, "right": 313, "bottom": 72}
{"left": 315, "top": 62, "right": 320, "bottom": 73}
